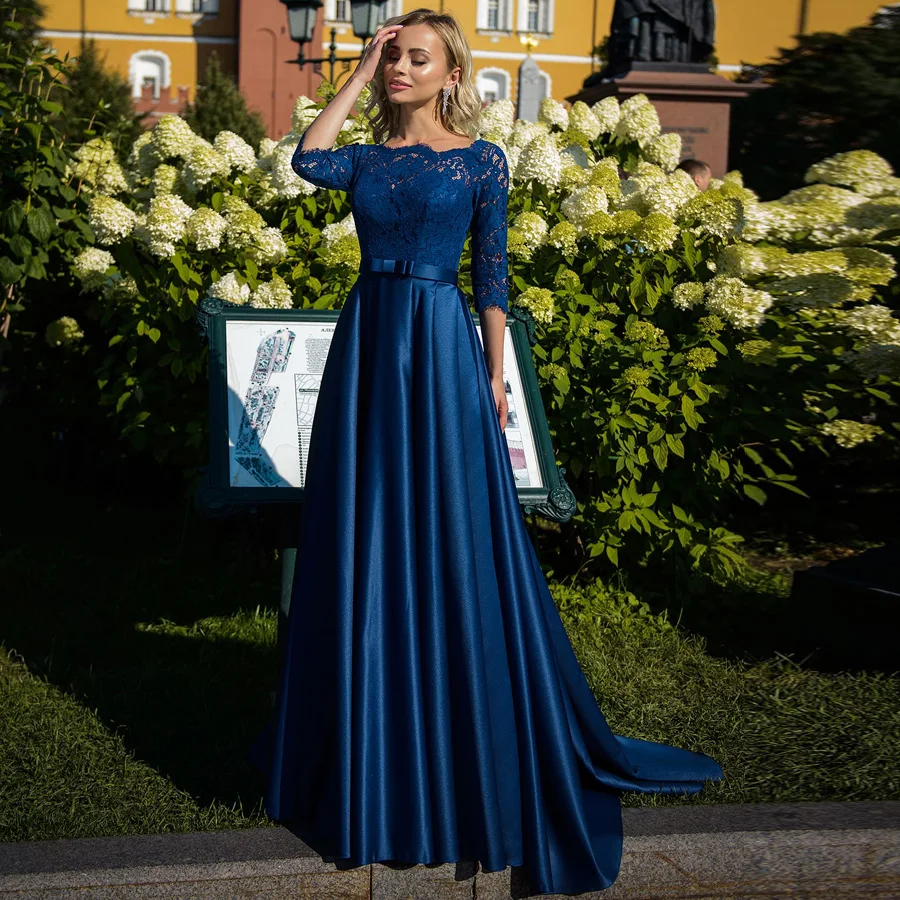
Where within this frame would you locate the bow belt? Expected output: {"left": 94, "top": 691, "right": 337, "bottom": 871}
{"left": 361, "top": 257, "right": 459, "bottom": 286}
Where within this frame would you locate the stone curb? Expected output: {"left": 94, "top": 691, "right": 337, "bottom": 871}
{"left": 0, "top": 801, "right": 898, "bottom": 898}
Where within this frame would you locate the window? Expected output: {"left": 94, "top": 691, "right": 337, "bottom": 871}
{"left": 173, "top": 0, "right": 218, "bottom": 13}
{"left": 517, "top": 0, "right": 553, "bottom": 35}
{"left": 476, "top": 68, "right": 510, "bottom": 103}
{"left": 129, "top": 50, "right": 171, "bottom": 100}
{"left": 476, "top": 0, "right": 512, "bottom": 32}
{"left": 127, "top": 0, "right": 170, "bottom": 12}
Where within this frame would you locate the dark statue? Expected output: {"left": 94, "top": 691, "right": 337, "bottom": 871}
{"left": 596, "top": 0, "right": 716, "bottom": 80}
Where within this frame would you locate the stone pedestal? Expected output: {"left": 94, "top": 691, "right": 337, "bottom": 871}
{"left": 566, "top": 63, "right": 765, "bottom": 177}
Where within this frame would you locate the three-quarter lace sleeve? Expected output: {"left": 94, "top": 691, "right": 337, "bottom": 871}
{"left": 291, "top": 129, "right": 363, "bottom": 193}
{"left": 470, "top": 143, "right": 510, "bottom": 314}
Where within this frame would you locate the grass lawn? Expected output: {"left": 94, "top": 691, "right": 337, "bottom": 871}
{"left": 2, "top": 439, "right": 899, "bottom": 843}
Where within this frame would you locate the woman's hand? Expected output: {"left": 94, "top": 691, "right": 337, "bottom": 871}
{"left": 354, "top": 23, "right": 404, "bottom": 85}
{"left": 491, "top": 374, "right": 509, "bottom": 432}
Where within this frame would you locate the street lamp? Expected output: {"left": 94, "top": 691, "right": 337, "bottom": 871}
{"left": 278, "top": 0, "right": 389, "bottom": 86}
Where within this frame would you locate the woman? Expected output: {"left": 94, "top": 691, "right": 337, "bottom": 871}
{"left": 251, "top": 7, "right": 723, "bottom": 894}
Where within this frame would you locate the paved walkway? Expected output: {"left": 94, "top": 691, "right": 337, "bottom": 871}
{"left": 1, "top": 801, "right": 898, "bottom": 898}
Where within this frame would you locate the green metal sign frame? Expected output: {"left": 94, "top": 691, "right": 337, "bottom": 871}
{"left": 196, "top": 297, "right": 575, "bottom": 522}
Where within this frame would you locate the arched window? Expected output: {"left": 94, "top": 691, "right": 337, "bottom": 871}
{"left": 476, "top": 0, "right": 512, "bottom": 32}
{"left": 129, "top": 50, "right": 171, "bottom": 100}
{"left": 476, "top": 68, "right": 510, "bottom": 104}
{"left": 516, "top": 0, "right": 553, "bottom": 35}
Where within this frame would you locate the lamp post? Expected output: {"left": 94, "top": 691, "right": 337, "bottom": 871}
{"left": 278, "top": 0, "right": 388, "bottom": 86}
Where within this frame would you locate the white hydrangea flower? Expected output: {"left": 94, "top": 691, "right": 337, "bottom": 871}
{"left": 249, "top": 275, "right": 293, "bottom": 309}
{"left": 805, "top": 150, "right": 894, "bottom": 190}
{"left": 151, "top": 114, "right": 195, "bottom": 161}
{"left": 847, "top": 342, "right": 900, "bottom": 379}
{"left": 222, "top": 195, "right": 265, "bottom": 249}
{"left": 512, "top": 211, "right": 549, "bottom": 253}
{"left": 514, "top": 133, "right": 563, "bottom": 189}
{"left": 182, "top": 138, "right": 229, "bottom": 192}
{"left": 672, "top": 281, "right": 705, "bottom": 310}
{"left": 508, "top": 118, "right": 550, "bottom": 150}
{"left": 137, "top": 193, "right": 194, "bottom": 257}
{"left": 513, "top": 286, "right": 555, "bottom": 324}
{"left": 841, "top": 304, "right": 900, "bottom": 345}
{"left": 291, "top": 95, "right": 320, "bottom": 132}
{"left": 256, "top": 137, "right": 278, "bottom": 173}
{"left": 591, "top": 96, "right": 620, "bottom": 134}
{"left": 644, "top": 132, "right": 682, "bottom": 172}
{"left": 186, "top": 207, "right": 227, "bottom": 251}
{"left": 273, "top": 137, "right": 316, "bottom": 198}
{"left": 560, "top": 183, "right": 609, "bottom": 231}
{"left": 615, "top": 93, "right": 660, "bottom": 147}
{"left": 479, "top": 98, "right": 516, "bottom": 139}
{"left": 765, "top": 273, "right": 858, "bottom": 308}
{"left": 214, "top": 130, "right": 258, "bottom": 174}
{"left": 820, "top": 419, "right": 885, "bottom": 448}
{"left": 73, "top": 247, "right": 115, "bottom": 290}
{"left": 88, "top": 195, "right": 138, "bottom": 245}
{"left": 716, "top": 243, "right": 789, "bottom": 280}
{"left": 321, "top": 212, "right": 357, "bottom": 248}
{"left": 208, "top": 271, "right": 250, "bottom": 305}
{"left": 638, "top": 169, "right": 698, "bottom": 217}
{"left": 127, "top": 131, "right": 159, "bottom": 179}
{"left": 704, "top": 275, "right": 773, "bottom": 328}
{"left": 72, "top": 137, "right": 129, "bottom": 194}
{"left": 151, "top": 164, "right": 180, "bottom": 196}
{"left": 564, "top": 101, "right": 601, "bottom": 143}
{"left": 248, "top": 226, "right": 288, "bottom": 265}
{"left": 635, "top": 212, "right": 678, "bottom": 251}
{"left": 45, "top": 316, "right": 84, "bottom": 347}
{"left": 538, "top": 97, "right": 569, "bottom": 131}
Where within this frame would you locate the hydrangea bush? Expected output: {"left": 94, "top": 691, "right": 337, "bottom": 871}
{"left": 65, "top": 86, "right": 900, "bottom": 577}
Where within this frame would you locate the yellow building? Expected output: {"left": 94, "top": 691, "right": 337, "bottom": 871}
{"left": 38, "top": 0, "right": 888, "bottom": 133}
{"left": 40, "top": 0, "right": 238, "bottom": 119}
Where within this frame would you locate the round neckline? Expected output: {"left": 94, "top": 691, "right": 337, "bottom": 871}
{"left": 378, "top": 138, "right": 481, "bottom": 155}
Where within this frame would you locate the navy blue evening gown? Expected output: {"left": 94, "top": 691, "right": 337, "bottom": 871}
{"left": 248, "top": 131, "right": 724, "bottom": 895}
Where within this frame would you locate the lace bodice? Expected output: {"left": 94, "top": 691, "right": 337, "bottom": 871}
{"left": 291, "top": 133, "right": 510, "bottom": 314}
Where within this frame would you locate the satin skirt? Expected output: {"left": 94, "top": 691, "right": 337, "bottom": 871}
{"left": 247, "top": 267, "right": 724, "bottom": 895}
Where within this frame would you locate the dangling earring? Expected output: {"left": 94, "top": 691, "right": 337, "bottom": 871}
{"left": 442, "top": 85, "right": 451, "bottom": 116}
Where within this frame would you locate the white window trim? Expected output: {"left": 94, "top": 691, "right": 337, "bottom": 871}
{"left": 174, "top": 0, "right": 219, "bottom": 17}
{"left": 516, "top": 0, "right": 554, "bottom": 37}
{"left": 127, "top": 0, "right": 170, "bottom": 16}
{"left": 129, "top": 48, "right": 172, "bottom": 100}
{"left": 476, "top": 66, "right": 511, "bottom": 103}
{"left": 476, "top": 0, "right": 513, "bottom": 35}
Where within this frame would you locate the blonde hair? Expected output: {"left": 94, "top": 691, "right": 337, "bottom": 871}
{"left": 360, "top": 7, "right": 484, "bottom": 145}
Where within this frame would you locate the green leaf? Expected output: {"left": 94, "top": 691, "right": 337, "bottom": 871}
{"left": 663, "top": 434, "right": 683, "bottom": 457}
{"left": 108, "top": 334, "right": 124, "bottom": 347}
{"left": 681, "top": 393, "right": 700, "bottom": 429}
{"left": 618, "top": 510, "right": 638, "bottom": 531}
{"left": 148, "top": 328, "right": 161, "bottom": 343}
{"left": 743, "top": 484, "right": 767, "bottom": 505}
{"left": 647, "top": 423, "right": 665, "bottom": 443}
{"left": 116, "top": 391, "right": 132, "bottom": 413}
{"left": 27, "top": 206, "right": 55, "bottom": 243}
{"left": 671, "top": 504, "right": 690, "bottom": 523}
{"left": 650, "top": 441, "right": 668, "bottom": 471}
{"left": 2, "top": 202, "right": 24, "bottom": 234}
{"left": 742, "top": 446, "right": 763, "bottom": 465}
{"left": 0, "top": 256, "right": 23, "bottom": 283}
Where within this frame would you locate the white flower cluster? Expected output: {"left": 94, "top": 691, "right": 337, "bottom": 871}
{"left": 819, "top": 418, "right": 884, "bottom": 448}
{"left": 249, "top": 275, "right": 293, "bottom": 309}
{"left": 479, "top": 99, "right": 516, "bottom": 141}
{"left": 208, "top": 271, "right": 250, "bottom": 305}
{"left": 222, "top": 195, "right": 265, "bottom": 249}
{"left": 614, "top": 94, "right": 660, "bottom": 147}
{"left": 565, "top": 101, "right": 602, "bottom": 144}
{"left": 673, "top": 277, "right": 772, "bottom": 328}
{"left": 186, "top": 207, "right": 227, "bottom": 251}
{"left": 151, "top": 115, "right": 196, "bottom": 162}
{"left": 291, "top": 96, "right": 320, "bottom": 133}
{"left": 591, "top": 97, "right": 620, "bottom": 134}
{"left": 643, "top": 132, "right": 682, "bottom": 172}
{"left": 151, "top": 164, "right": 180, "bottom": 196}
{"left": 45, "top": 316, "right": 84, "bottom": 347}
{"left": 72, "top": 138, "right": 129, "bottom": 195}
{"left": 182, "top": 138, "right": 229, "bottom": 193}
{"left": 560, "top": 183, "right": 609, "bottom": 231}
{"left": 214, "top": 130, "right": 257, "bottom": 174}
{"left": 538, "top": 97, "right": 569, "bottom": 131}
{"left": 128, "top": 132, "right": 159, "bottom": 179}
{"left": 137, "top": 193, "right": 194, "bottom": 257}
{"left": 88, "top": 196, "right": 138, "bottom": 245}
{"left": 73, "top": 247, "right": 114, "bottom": 290}
{"left": 256, "top": 137, "right": 278, "bottom": 173}
{"left": 514, "top": 133, "right": 563, "bottom": 189}
{"left": 319, "top": 213, "right": 360, "bottom": 268}
{"left": 248, "top": 226, "right": 288, "bottom": 265}
{"left": 513, "top": 286, "right": 555, "bottom": 324}
{"left": 841, "top": 304, "right": 900, "bottom": 344}
{"left": 511, "top": 211, "right": 549, "bottom": 255}
{"left": 806, "top": 150, "right": 894, "bottom": 191}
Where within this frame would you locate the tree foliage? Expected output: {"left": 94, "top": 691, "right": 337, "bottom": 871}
{"left": 731, "top": 6, "right": 900, "bottom": 199}
{"left": 185, "top": 52, "right": 267, "bottom": 150}
{"left": 60, "top": 39, "right": 144, "bottom": 155}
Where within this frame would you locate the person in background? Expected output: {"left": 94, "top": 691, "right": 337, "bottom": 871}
{"left": 677, "top": 157, "right": 712, "bottom": 191}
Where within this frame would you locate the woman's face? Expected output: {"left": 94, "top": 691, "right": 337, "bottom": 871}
{"left": 382, "top": 23, "right": 458, "bottom": 107}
